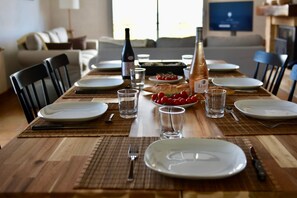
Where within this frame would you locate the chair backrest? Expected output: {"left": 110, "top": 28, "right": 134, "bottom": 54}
{"left": 288, "top": 64, "right": 297, "bottom": 101}
{"left": 45, "top": 53, "right": 72, "bottom": 96}
{"left": 253, "top": 50, "right": 289, "bottom": 95}
{"left": 10, "top": 63, "right": 60, "bottom": 123}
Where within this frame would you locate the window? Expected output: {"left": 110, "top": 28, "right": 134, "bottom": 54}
{"left": 112, "top": 0, "right": 203, "bottom": 40}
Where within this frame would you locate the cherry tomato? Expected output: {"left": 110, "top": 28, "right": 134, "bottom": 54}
{"left": 160, "top": 96, "right": 169, "bottom": 104}
{"left": 157, "top": 92, "right": 165, "bottom": 99}
{"left": 180, "top": 90, "right": 188, "bottom": 99}
{"left": 190, "top": 96, "right": 198, "bottom": 103}
{"left": 151, "top": 93, "right": 158, "bottom": 101}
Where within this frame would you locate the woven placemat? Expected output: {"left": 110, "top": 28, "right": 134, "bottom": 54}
{"left": 209, "top": 70, "right": 244, "bottom": 78}
{"left": 74, "top": 136, "right": 277, "bottom": 192}
{"left": 88, "top": 70, "right": 121, "bottom": 75}
{"left": 213, "top": 107, "right": 297, "bottom": 136}
{"left": 18, "top": 104, "right": 133, "bottom": 138}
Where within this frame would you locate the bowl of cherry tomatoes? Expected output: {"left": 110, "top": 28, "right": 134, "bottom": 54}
{"left": 151, "top": 90, "right": 198, "bottom": 108}
{"left": 148, "top": 73, "right": 183, "bottom": 83}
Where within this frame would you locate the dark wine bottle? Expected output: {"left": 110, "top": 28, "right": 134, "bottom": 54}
{"left": 121, "top": 28, "right": 135, "bottom": 79}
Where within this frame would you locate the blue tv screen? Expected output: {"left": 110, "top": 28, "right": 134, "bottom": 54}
{"left": 209, "top": 1, "right": 253, "bottom": 32}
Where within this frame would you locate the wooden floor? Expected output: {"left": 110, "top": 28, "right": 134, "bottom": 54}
{"left": 0, "top": 89, "right": 28, "bottom": 148}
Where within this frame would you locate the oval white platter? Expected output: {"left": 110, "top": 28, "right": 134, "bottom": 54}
{"left": 212, "top": 77, "right": 263, "bottom": 89}
{"left": 148, "top": 76, "right": 183, "bottom": 83}
{"left": 152, "top": 100, "right": 197, "bottom": 108}
{"left": 74, "top": 77, "right": 124, "bottom": 90}
{"left": 38, "top": 101, "right": 108, "bottom": 122}
{"left": 207, "top": 63, "right": 240, "bottom": 71}
{"left": 91, "top": 60, "right": 121, "bottom": 71}
{"left": 234, "top": 99, "right": 297, "bottom": 120}
{"left": 144, "top": 138, "right": 247, "bottom": 179}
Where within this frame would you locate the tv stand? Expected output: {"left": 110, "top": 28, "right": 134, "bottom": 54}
{"left": 231, "top": 31, "right": 237, "bottom": 36}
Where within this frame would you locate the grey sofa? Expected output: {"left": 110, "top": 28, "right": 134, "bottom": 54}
{"left": 17, "top": 27, "right": 98, "bottom": 83}
{"left": 93, "top": 34, "right": 265, "bottom": 77}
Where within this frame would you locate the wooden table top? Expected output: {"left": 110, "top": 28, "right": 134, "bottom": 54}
{"left": 1, "top": 68, "right": 297, "bottom": 197}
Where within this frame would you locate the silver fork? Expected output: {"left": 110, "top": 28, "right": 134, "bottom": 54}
{"left": 127, "top": 144, "right": 139, "bottom": 181}
{"left": 258, "top": 121, "right": 294, "bottom": 128}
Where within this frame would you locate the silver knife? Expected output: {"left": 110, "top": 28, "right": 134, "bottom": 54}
{"left": 249, "top": 146, "right": 266, "bottom": 181}
{"left": 31, "top": 124, "right": 96, "bottom": 130}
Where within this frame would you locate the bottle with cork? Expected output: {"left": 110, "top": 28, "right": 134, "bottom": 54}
{"left": 189, "top": 27, "right": 209, "bottom": 95}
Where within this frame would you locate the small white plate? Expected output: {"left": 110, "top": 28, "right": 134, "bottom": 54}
{"left": 212, "top": 77, "right": 263, "bottom": 89}
{"left": 144, "top": 138, "right": 247, "bottom": 179}
{"left": 152, "top": 100, "right": 197, "bottom": 108}
{"left": 91, "top": 60, "right": 121, "bottom": 71}
{"left": 148, "top": 76, "right": 183, "bottom": 83}
{"left": 38, "top": 101, "right": 108, "bottom": 122}
{"left": 74, "top": 77, "right": 124, "bottom": 90}
{"left": 234, "top": 99, "right": 297, "bottom": 120}
{"left": 207, "top": 63, "right": 240, "bottom": 72}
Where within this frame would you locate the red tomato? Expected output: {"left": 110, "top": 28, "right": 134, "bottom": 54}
{"left": 179, "top": 98, "right": 186, "bottom": 105}
{"left": 186, "top": 98, "right": 192, "bottom": 104}
{"left": 160, "top": 96, "right": 169, "bottom": 104}
{"left": 151, "top": 93, "right": 158, "bottom": 101}
{"left": 190, "top": 96, "right": 198, "bottom": 103}
{"left": 167, "top": 98, "right": 173, "bottom": 105}
{"left": 180, "top": 90, "right": 188, "bottom": 99}
{"left": 157, "top": 92, "right": 165, "bottom": 99}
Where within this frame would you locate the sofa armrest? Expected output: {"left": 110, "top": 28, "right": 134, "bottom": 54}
{"left": 86, "top": 39, "right": 98, "bottom": 50}
{"left": 17, "top": 50, "right": 84, "bottom": 82}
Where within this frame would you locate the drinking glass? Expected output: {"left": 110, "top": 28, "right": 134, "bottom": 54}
{"left": 117, "top": 89, "right": 139, "bottom": 119}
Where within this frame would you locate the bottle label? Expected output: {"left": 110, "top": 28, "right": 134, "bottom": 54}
{"left": 194, "top": 79, "right": 208, "bottom": 93}
{"left": 122, "top": 62, "right": 135, "bottom": 77}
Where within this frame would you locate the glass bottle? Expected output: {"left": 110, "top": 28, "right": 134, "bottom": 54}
{"left": 189, "top": 27, "right": 209, "bottom": 95}
{"left": 121, "top": 28, "right": 135, "bottom": 79}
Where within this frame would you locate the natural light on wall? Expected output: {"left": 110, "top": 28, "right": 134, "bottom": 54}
{"left": 112, "top": 0, "right": 203, "bottom": 40}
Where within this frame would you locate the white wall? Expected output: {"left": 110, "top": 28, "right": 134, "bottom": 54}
{"left": 0, "top": 0, "right": 51, "bottom": 94}
{"left": 50, "top": 0, "right": 113, "bottom": 39}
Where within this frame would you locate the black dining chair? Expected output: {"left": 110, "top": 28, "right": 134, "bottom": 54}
{"left": 44, "top": 53, "right": 72, "bottom": 96}
{"left": 10, "top": 63, "right": 60, "bottom": 123}
{"left": 288, "top": 64, "right": 297, "bottom": 102}
{"left": 253, "top": 50, "right": 289, "bottom": 95}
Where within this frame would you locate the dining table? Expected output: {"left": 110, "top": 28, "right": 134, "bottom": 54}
{"left": 1, "top": 60, "right": 297, "bottom": 198}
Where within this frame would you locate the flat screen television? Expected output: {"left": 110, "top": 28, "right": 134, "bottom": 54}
{"left": 209, "top": 1, "right": 253, "bottom": 36}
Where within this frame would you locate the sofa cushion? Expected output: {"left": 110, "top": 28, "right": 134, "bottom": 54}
{"left": 51, "top": 27, "right": 68, "bottom": 42}
{"left": 68, "top": 35, "right": 87, "bottom": 50}
{"left": 25, "top": 33, "right": 43, "bottom": 50}
{"left": 99, "top": 36, "right": 156, "bottom": 48}
{"left": 25, "top": 32, "right": 50, "bottom": 50}
{"left": 46, "top": 42, "right": 73, "bottom": 50}
{"left": 156, "top": 36, "right": 195, "bottom": 48}
{"left": 206, "top": 34, "right": 264, "bottom": 47}
{"left": 46, "top": 31, "right": 60, "bottom": 43}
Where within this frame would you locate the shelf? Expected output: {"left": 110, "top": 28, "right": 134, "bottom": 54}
{"left": 256, "top": 4, "right": 297, "bottom": 16}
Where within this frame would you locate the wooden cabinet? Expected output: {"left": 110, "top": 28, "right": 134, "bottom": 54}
{"left": 0, "top": 48, "right": 7, "bottom": 94}
{"left": 256, "top": 4, "right": 297, "bottom": 52}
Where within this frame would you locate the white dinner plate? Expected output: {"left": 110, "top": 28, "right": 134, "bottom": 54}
{"left": 207, "top": 63, "right": 240, "bottom": 72}
{"left": 212, "top": 77, "right": 263, "bottom": 89}
{"left": 152, "top": 100, "right": 197, "bottom": 108}
{"left": 148, "top": 76, "right": 183, "bottom": 83}
{"left": 91, "top": 60, "right": 121, "bottom": 71}
{"left": 234, "top": 99, "right": 297, "bottom": 120}
{"left": 74, "top": 76, "right": 124, "bottom": 90}
{"left": 38, "top": 101, "right": 108, "bottom": 122}
{"left": 144, "top": 138, "right": 247, "bottom": 179}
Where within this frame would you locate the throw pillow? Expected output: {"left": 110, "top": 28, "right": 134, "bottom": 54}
{"left": 68, "top": 35, "right": 87, "bottom": 50}
{"left": 25, "top": 33, "right": 43, "bottom": 50}
{"left": 46, "top": 42, "right": 73, "bottom": 50}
